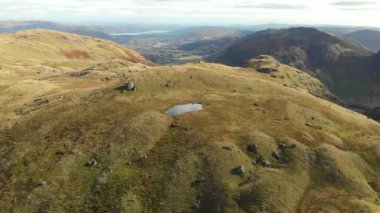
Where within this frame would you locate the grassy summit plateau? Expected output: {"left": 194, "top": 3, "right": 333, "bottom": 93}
{"left": 0, "top": 30, "right": 379, "bottom": 212}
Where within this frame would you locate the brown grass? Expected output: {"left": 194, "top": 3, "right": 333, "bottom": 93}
{"left": 61, "top": 49, "right": 90, "bottom": 59}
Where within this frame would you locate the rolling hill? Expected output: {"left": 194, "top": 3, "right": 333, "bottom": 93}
{"left": 0, "top": 29, "right": 148, "bottom": 67}
{"left": 343, "top": 30, "right": 380, "bottom": 52}
{"left": 0, "top": 30, "right": 380, "bottom": 212}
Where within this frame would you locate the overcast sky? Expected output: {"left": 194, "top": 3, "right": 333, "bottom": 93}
{"left": 1, "top": 0, "right": 380, "bottom": 26}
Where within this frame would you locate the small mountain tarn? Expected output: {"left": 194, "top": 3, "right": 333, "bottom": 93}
{"left": 165, "top": 103, "right": 203, "bottom": 116}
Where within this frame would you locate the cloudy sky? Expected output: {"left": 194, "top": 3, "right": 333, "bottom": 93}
{"left": 1, "top": 0, "right": 380, "bottom": 26}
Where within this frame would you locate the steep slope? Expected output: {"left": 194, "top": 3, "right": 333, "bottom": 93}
{"left": 317, "top": 51, "right": 380, "bottom": 107}
{"left": 0, "top": 30, "right": 380, "bottom": 212}
{"left": 344, "top": 30, "right": 380, "bottom": 52}
{"left": 217, "top": 27, "right": 372, "bottom": 69}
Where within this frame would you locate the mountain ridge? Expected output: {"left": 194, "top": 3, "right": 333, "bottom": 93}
{"left": 216, "top": 27, "right": 372, "bottom": 69}
{"left": 216, "top": 27, "right": 380, "bottom": 108}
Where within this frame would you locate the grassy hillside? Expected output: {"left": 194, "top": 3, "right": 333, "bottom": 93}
{"left": 344, "top": 30, "right": 380, "bottom": 52}
{"left": 0, "top": 29, "right": 148, "bottom": 66}
{"left": 0, "top": 30, "right": 380, "bottom": 212}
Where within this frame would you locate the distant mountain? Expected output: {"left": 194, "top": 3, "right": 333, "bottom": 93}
{"left": 216, "top": 27, "right": 380, "bottom": 108}
{"left": 343, "top": 30, "right": 380, "bottom": 52}
{"left": 0, "top": 21, "right": 113, "bottom": 40}
{"left": 216, "top": 27, "right": 372, "bottom": 69}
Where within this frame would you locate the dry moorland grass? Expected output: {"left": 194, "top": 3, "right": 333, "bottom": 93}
{"left": 0, "top": 30, "right": 379, "bottom": 212}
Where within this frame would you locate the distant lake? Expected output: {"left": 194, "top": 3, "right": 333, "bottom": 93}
{"left": 109, "top": 31, "right": 169, "bottom": 36}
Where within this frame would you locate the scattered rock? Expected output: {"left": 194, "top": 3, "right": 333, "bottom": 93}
{"left": 222, "top": 145, "right": 233, "bottom": 151}
{"left": 259, "top": 204, "right": 267, "bottom": 211}
{"left": 247, "top": 143, "right": 258, "bottom": 153}
{"left": 255, "top": 156, "right": 270, "bottom": 167}
{"left": 192, "top": 199, "right": 201, "bottom": 210}
{"left": 305, "top": 149, "right": 318, "bottom": 164}
{"left": 170, "top": 121, "right": 178, "bottom": 128}
{"left": 278, "top": 143, "right": 287, "bottom": 149}
{"left": 127, "top": 81, "right": 136, "bottom": 91}
{"left": 164, "top": 80, "right": 171, "bottom": 87}
{"left": 32, "top": 98, "right": 49, "bottom": 106}
{"left": 33, "top": 180, "right": 47, "bottom": 188}
{"left": 192, "top": 175, "right": 206, "bottom": 186}
{"left": 257, "top": 67, "right": 278, "bottom": 74}
{"left": 278, "top": 143, "right": 296, "bottom": 150}
{"left": 232, "top": 165, "right": 245, "bottom": 175}
{"left": 55, "top": 150, "right": 65, "bottom": 156}
{"left": 85, "top": 159, "right": 98, "bottom": 168}
{"left": 117, "top": 81, "right": 137, "bottom": 92}
{"left": 272, "top": 151, "right": 281, "bottom": 160}
{"left": 69, "top": 69, "right": 90, "bottom": 77}
{"left": 196, "top": 175, "right": 206, "bottom": 182}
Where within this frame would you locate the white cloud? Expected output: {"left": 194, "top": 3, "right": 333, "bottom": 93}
{"left": 0, "top": 0, "right": 379, "bottom": 26}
